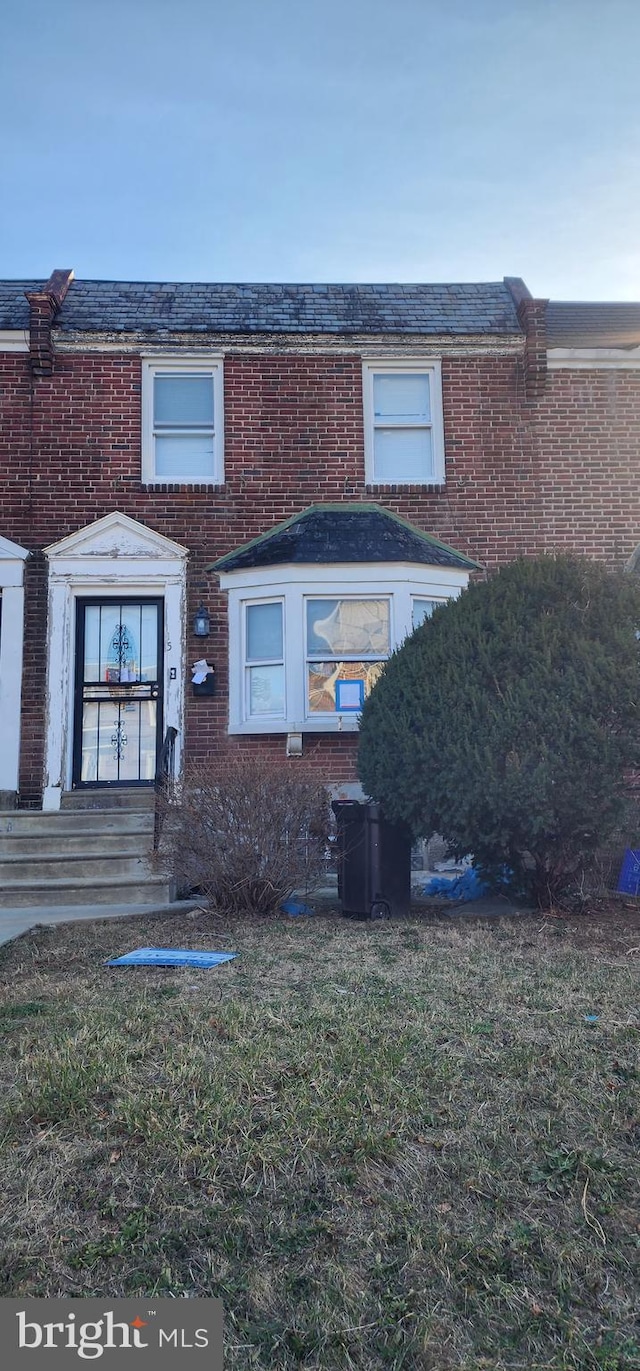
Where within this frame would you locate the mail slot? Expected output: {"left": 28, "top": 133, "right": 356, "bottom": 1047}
{"left": 192, "top": 669, "right": 216, "bottom": 697}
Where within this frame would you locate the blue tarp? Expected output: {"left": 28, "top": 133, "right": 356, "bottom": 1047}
{"left": 107, "top": 947, "right": 237, "bottom": 968}
{"left": 422, "top": 868, "right": 490, "bottom": 902}
{"left": 280, "top": 898, "right": 315, "bottom": 917}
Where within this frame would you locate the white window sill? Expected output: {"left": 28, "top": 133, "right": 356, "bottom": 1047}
{"left": 366, "top": 478, "right": 446, "bottom": 489}
{"left": 141, "top": 477, "right": 224, "bottom": 488}
{"left": 228, "top": 717, "right": 361, "bottom": 736}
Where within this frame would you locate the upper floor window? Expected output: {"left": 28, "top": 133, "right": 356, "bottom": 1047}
{"left": 363, "top": 361, "right": 445, "bottom": 485}
{"left": 142, "top": 358, "right": 224, "bottom": 483}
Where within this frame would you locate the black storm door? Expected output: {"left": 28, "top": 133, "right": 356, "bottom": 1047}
{"left": 73, "top": 599, "right": 163, "bottom": 786}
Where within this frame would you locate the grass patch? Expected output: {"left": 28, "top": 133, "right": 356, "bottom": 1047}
{"left": 0, "top": 906, "right": 638, "bottom": 1368}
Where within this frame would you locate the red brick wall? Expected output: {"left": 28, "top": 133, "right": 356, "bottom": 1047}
{"left": 531, "top": 368, "right": 640, "bottom": 561}
{"left": 2, "top": 348, "right": 639, "bottom": 802}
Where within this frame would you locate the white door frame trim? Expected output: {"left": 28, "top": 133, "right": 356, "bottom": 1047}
{"left": 0, "top": 535, "right": 29, "bottom": 799}
{"left": 43, "top": 512, "right": 188, "bottom": 811}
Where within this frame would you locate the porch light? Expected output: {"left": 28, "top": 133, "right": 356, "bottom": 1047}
{"left": 193, "top": 602, "right": 210, "bottom": 637}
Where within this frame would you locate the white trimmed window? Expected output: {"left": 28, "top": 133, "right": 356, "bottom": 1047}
{"left": 306, "top": 597, "right": 390, "bottom": 715}
{"left": 244, "top": 600, "right": 286, "bottom": 720}
{"left": 142, "top": 358, "right": 224, "bottom": 483}
{"left": 220, "top": 565, "right": 468, "bottom": 734}
{"left": 363, "top": 361, "right": 445, "bottom": 485}
{"left": 412, "top": 597, "right": 438, "bottom": 630}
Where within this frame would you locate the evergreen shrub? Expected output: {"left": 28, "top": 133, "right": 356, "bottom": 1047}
{"left": 357, "top": 556, "right": 640, "bottom": 907}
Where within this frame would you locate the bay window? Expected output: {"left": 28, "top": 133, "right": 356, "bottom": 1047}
{"left": 221, "top": 565, "right": 467, "bottom": 735}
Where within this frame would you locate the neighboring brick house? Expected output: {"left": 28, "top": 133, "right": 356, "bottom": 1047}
{"left": 1, "top": 271, "right": 639, "bottom": 811}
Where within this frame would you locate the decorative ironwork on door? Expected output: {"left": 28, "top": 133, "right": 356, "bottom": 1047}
{"left": 73, "top": 600, "right": 163, "bottom": 785}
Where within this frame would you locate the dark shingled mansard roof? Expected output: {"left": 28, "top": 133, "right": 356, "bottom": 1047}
{"left": 5, "top": 278, "right": 640, "bottom": 344}
{"left": 0, "top": 277, "right": 521, "bottom": 335}
{"left": 0, "top": 281, "right": 42, "bottom": 330}
{"left": 210, "top": 505, "right": 479, "bottom": 573}
{"left": 547, "top": 302, "right": 640, "bottom": 349}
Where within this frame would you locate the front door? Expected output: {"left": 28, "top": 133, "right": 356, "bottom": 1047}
{"left": 73, "top": 599, "right": 163, "bottom": 786}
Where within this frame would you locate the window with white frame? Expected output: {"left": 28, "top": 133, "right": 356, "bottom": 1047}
{"left": 221, "top": 567, "right": 466, "bottom": 735}
{"left": 244, "top": 600, "right": 286, "bottom": 719}
{"left": 411, "top": 597, "right": 438, "bottom": 630}
{"left": 363, "top": 361, "right": 445, "bottom": 485}
{"left": 142, "top": 359, "right": 224, "bottom": 483}
{"left": 306, "top": 597, "right": 390, "bottom": 714}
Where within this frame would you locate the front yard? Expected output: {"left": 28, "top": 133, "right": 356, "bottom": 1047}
{"left": 0, "top": 904, "right": 638, "bottom": 1370}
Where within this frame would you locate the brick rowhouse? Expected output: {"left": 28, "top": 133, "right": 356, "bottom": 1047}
{"left": 1, "top": 273, "right": 639, "bottom": 805}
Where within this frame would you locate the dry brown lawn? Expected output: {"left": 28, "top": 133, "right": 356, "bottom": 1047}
{"left": 0, "top": 899, "right": 638, "bottom": 1369}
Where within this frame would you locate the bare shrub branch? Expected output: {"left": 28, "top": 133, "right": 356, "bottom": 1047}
{"left": 156, "top": 758, "right": 330, "bottom": 915}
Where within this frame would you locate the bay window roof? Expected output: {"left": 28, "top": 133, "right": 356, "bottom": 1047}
{"left": 209, "top": 504, "right": 479, "bottom": 573}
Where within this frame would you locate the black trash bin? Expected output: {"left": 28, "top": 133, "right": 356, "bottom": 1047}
{"left": 331, "top": 801, "right": 412, "bottom": 920}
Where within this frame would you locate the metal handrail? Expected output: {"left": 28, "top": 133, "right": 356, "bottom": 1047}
{"left": 154, "top": 726, "right": 178, "bottom": 849}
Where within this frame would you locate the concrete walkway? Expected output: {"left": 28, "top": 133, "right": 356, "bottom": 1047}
{"left": 0, "top": 899, "right": 204, "bottom": 948}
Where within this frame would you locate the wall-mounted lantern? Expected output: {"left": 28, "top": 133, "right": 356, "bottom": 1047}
{"left": 193, "top": 602, "right": 210, "bottom": 637}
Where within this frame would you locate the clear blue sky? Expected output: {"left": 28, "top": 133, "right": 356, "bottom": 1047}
{"left": 2, "top": 0, "right": 639, "bottom": 299}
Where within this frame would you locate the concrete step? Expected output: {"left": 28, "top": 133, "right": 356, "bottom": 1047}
{"left": 0, "top": 811, "right": 155, "bottom": 838}
{"left": 0, "top": 830, "right": 153, "bottom": 857}
{"left": 0, "top": 875, "right": 175, "bottom": 909}
{"left": 0, "top": 851, "right": 155, "bottom": 882}
{"left": 0, "top": 800, "right": 175, "bottom": 912}
{"left": 61, "top": 788, "right": 156, "bottom": 811}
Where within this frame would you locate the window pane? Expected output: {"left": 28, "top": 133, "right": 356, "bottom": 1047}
{"left": 116, "top": 700, "right": 157, "bottom": 781}
{"left": 308, "top": 660, "right": 385, "bottom": 713}
{"left": 373, "top": 427, "right": 433, "bottom": 482}
{"left": 247, "top": 602, "right": 283, "bottom": 661}
{"left": 80, "top": 700, "right": 99, "bottom": 781}
{"left": 103, "top": 610, "right": 139, "bottom": 684}
{"left": 82, "top": 605, "right": 102, "bottom": 682}
{"left": 412, "top": 598, "right": 437, "bottom": 630}
{"left": 373, "top": 373, "right": 430, "bottom": 422}
{"left": 154, "top": 374, "right": 214, "bottom": 426}
{"left": 140, "top": 604, "right": 159, "bottom": 681}
{"left": 248, "top": 665, "right": 285, "bottom": 716}
{"left": 307, "top": 599, "right": 390, "bottom": 655}
{"left": 155, "top": 434, "right": 215, "bottom": 479}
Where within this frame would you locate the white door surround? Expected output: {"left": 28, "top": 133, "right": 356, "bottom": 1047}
{"left": 0, "top": 534, "right": 29, "bottom": 801}
{"left": 43, "top": 512, "right": 188, "bottom": 811}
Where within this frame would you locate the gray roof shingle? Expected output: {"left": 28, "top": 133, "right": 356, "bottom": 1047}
{"left": 211, "top": 504, "right": 480, "bottom": 572}
{"left": 0, "top": 277, "right": 521, "bottom": 336}
{"left": 0, "top": 281, "right": 41, "bottom": 330}
{"left": 547, "top": 302, "right": 640, "bottom": 349}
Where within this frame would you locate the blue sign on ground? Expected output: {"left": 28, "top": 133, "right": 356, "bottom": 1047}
{"left": 616, "top": 849, "right": 640, "bottom": 896}
{"left": 107, "top": 947, "right": 237, "bottom": 967}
